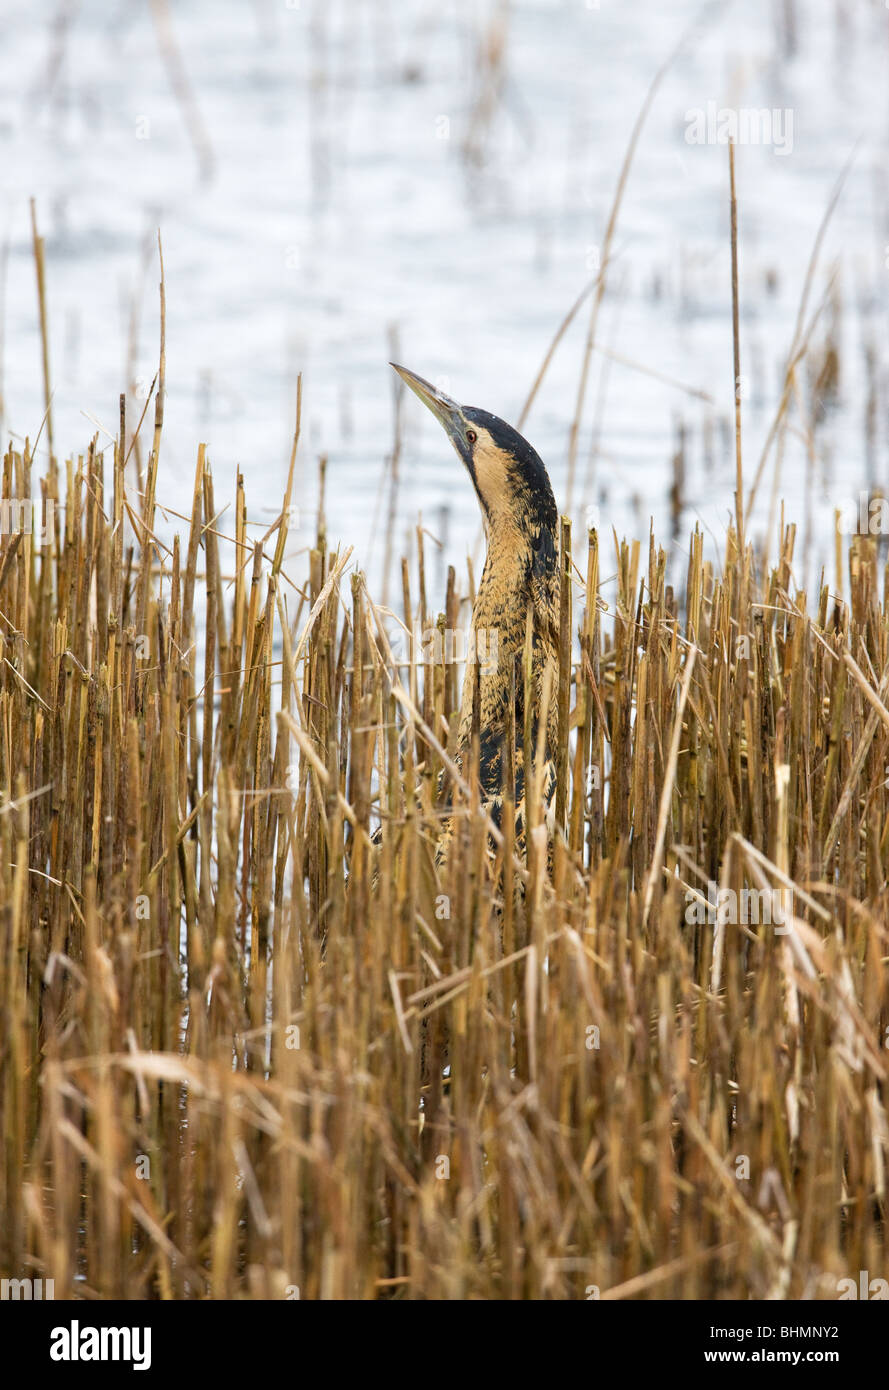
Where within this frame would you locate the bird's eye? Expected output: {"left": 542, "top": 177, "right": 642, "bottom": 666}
{"left": 465, "top": 429, "right": 477, "bottom": 444}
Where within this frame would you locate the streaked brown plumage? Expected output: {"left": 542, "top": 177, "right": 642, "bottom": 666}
{"left": 392, "top": 365, "right": 559, "bottom": 851}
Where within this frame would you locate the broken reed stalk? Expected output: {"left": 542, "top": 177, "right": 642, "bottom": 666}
{"left": 0, "top": 426, "right": 887, "bottom": 1301}
{"left": 729, "top": 139, "right": 744, "bottom": 558}
{"left": 29, "top": 199, "right": 53, "bottom": 459}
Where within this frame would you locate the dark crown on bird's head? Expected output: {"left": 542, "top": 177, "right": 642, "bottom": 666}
{"left": 459, "top": 406, "right": 558, "bottom": 539}
{"left": 390, "top": 363, "right": 557, "bottom": 540}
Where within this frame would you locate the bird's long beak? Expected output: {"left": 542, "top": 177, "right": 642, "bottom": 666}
{"left": 390, "top": 363, "right": 464, "bottom": 441}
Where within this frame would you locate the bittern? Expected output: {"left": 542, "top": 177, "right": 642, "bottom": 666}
{"left": 391, "top": 364, "right": 559, "bottom": 850}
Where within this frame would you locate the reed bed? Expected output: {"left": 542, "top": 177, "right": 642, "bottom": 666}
{"left": 0, "top": 413, "right": 887, "bottom": 1301}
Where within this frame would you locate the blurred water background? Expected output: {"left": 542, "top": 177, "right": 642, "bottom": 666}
{"left": 1, "top": 0, "right": 888, "bottom": 600}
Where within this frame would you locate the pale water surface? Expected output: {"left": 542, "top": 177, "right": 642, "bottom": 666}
{"left": 1, "top": 0, "right": 887, "bottom": 600}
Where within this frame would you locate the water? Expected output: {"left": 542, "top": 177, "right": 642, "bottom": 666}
{"left": 1, "top": 0, "right": 887, "bottom": 601}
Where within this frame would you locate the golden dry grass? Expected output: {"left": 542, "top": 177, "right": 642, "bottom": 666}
{"left": 1, "top": 406, "right": 887, "bottom": 1299}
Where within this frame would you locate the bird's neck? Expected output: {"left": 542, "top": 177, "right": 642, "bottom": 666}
{"left": 460, "top": 523, "right": 557, "bottom": 715}
{"left": 474, "top": 523, "right": 532, "bottom": 619}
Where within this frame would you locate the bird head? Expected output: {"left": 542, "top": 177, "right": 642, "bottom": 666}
{"left": 391, "top": 363, "right": 557, "bottom": 541}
